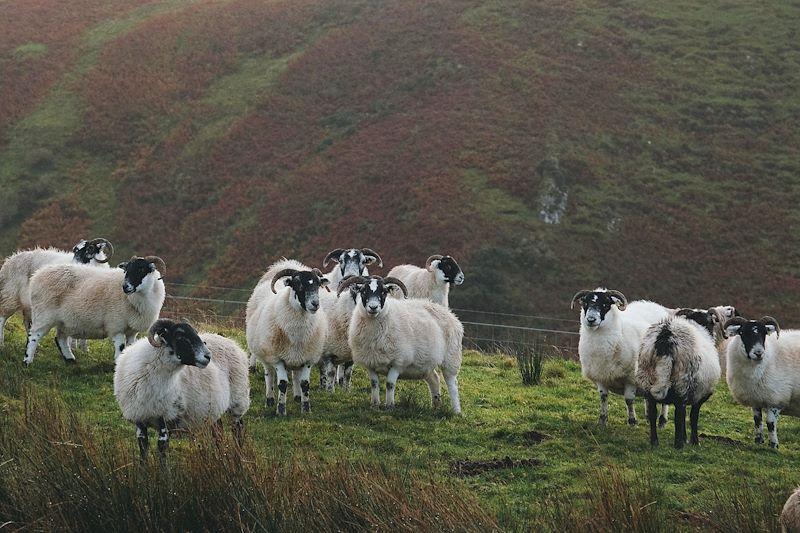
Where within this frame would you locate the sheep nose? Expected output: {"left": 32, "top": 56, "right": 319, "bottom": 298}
{"left": 307, "top": 299, "right": 319, "bottom": 312}
{"left": 752, "top": 349, "right": 764, "bottom": 360}
{"left": 368, "top": 303, "right": 379, "bottom": 312}
{"left": 586, "top": 316, "right": 597, "bottom": 325}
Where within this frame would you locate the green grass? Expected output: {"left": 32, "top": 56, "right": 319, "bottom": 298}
{"left": 0, "top": 316, "right": 796, "bottom": 530}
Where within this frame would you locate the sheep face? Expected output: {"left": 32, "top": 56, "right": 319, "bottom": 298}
{"left": 149, "top": 319, "right": 211, "bottom": 368}
{"left": 431, "top": 256, "right": 464, "bottom": 286}
{"left": 283, "top": 271, "right": 329, "bottom": 312}
{"left": 120, "top": 257, "right": 162, "bottom": 294}
{"left": 726, "top": 319, "right": 778, "bottom": 362}
{"left": 72, "top": 238, "right": 112, "bottom": 264}
{"left": 325, "top": 249, "right": 380, "bottom": 278}
{"left": 573, "top": 290, "right": 624, "bottom": 330}
{"left": 354, "top": 277, "right": 407, "bottom": 317}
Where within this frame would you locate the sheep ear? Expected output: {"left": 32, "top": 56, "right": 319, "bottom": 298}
{"left": 725, "top": 325, "right": 742, "bottom": 338}
{"left": 319, "top": 277, "right": 330, "bottom": 292}
{"left": 117, "top": 262, "right": 128, "bottom": 270}
{"left": 766, "top": 325, "right": 778, "bottom": 336}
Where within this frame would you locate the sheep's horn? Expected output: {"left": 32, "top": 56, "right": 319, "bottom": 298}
{"left": 88, "top": 238, "right": 114, "bottom": 262}
{"left": 337, "top": 275, "right": 367, "bottom": 297}
{"left": 323, "top": 249, "right": 345, "bottom": 268}
{"left": 361, "top": 248, "right": 383, "bottom": 268}
{"left": 144, "top": 256, "right": 166, "bottom": 279}
{"left": 606, "top": 290, "right": 627, "bottom": 311}
{"left": 675, "top": 308, "right": 695, "bottom": 317}
{"left": 761, "top": 316, "right": 781, "bottom": 338}
{"left": 148, "top": 319, "right": 174, "bottom": 347}
{"left": 312, "top": 268, "right": 331, "bottom": 292}
{"left": 271, "top": 269, "right": 298, "bottom": 294}
{"left": 383, "top": 276, "right": 408, "bottom": 298}
{"left": 570, "top": 290, "right": 592, "bottom": 309}
{"left": 426, "top": 255, "right": 443, "bottom": 271}
{"left": 707, "top": 307, "right": 725, "bottom": 327}
{"left": 723, "top": 316, "right": 749, "bottom": 330}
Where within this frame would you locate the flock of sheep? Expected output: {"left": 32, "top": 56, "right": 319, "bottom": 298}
{"left": 4, "top": 238, "right": 800, "bottom": 527}
{"left": 0, "top": 240, "right": 465, "bottom": 464}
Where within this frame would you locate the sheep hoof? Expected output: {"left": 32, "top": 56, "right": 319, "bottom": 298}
{"left": 755, "top": 435, "right": 764, "bottom": 444}
{"left": 598, "top": 415, "right": 608, "bottom": 425}
{"left": 628, "top": 417, "right": 637, "bottom": 426}
{"left": 770, "top": 442, "right": 779, "bottom": 450}
{"left": 293, "top": 395, "right": 301, "bottom": 403}
{"left": 370, "top": 403, "right": 381, "bottom": 411}
{"left": 266, "top": 398, "right": 275, "bottom": 407}
{"left": 276, "top": 404, "right": 286, "bottom": 416}
{"left": 64, "top": 358, "right": 77, "bottom": 365}
{"left": 301, "top": 401, "right": 310, "bottom": 413}
{"left": 674, "top": 439, "right": 685, "bottom": 450}
{"left": 658, "top": 415, "right": 667, "bottom": 428}
{"left": 22, "top": 359, "right": 31, "bottom": 368}
{"left": 650, "top": 439, "right": 658, "bottom": 447}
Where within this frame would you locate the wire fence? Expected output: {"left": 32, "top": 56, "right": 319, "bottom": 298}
{"left": 160, "top": 282, "right": 581, "bottom": 359}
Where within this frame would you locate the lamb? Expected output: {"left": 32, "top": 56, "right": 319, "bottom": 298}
{"left": 23, "top": 256, "right": 165, "bottom": 366}
{"left": 781, "top": 487, "right": 800, "bottom": 533}
{"left": 386, "top": 254, "right": 464, "bottom": 307}
{"left": 114, "top": 319, "right": 250, "bottom": 465}
{"left": 246, "top": 259, "right": 329, "bottom": 415}
{"left": 338, "top": 275, "right": 463, "bottom": 414}
{"left": 0, "top": 238, "right": 113, "bottom": 346}
{"left": 318, "top": 248, "right": 383, "bottom": 390}
{"left": 724, "top": 315, "right": 800, "bottom": 449}
{"left": 636, "top": 309, "right": 722, "bottom": 448}
{"left": 571, "top": 288, "right": 671, "bottom": 426}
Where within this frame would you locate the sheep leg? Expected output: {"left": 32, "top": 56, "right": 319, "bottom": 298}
{"left": 767, "top": 407, "right": 781, "bottom": 449}
{"left": 336, "top": 364, "right": 345, "bottom": 387}
{"left": 689, "top": 398, "right": 708, "bottom": 446}
{"left": 292, "top": 370, "right": 302, "bottom": 402}
{"left": 624, "top": 383, "right": 637, "bottom": 426}
{"left": 341, "top": 362, "right": 355, "bottom": 391}
{"left": 0, "top": 315, "right": 5, "bottom": 346}
{"left": 385, "top": 367, "right": 401, "bottom": 410}
{"left": 264, "top": 366, "right": 275, "bottom": 408}
{"left": 424, "top": 371, "right": 442, "bottom": 409}
{"left": 248, "top": 353, "right": 258, "bottom": 373}
{"left": 596, "top": 384, "right": 609, "bottom": 425}
{"left": 232, "top": 416, "right": 245, "bottom": 445}
{"left": 659, "top": 404, "right": 669, "bottom": 428}
{"left": 54, "top": 330, "right": 76, "bottom": 364}
{"left": 136, "top": 423, "right": 149, "bottom": 465}
{"left": 112, "top": 333, "right": 127, "bottom": 361}
{"left": 444, "top": 373, "right": 462, "bottom": 415}
{"left": 368, "top": 369, "right": 381, "bottom": 409}
{"left": 23, "top": 324, "right": 48, "bottom": 366}
{"left": 320, "top": 356, "right": 335, "bottom": 393}
{"left": 297, "top": 365, "right": 312, "bottom": 413}
{"left": 157, "top": 417, "right": 169, "bottom": 468}
{"left": 673, "top": 403, "right": 686, "bottom": 449}
{"left": 274, "top": 362, "right": 289, "bottom": 416}
{"left": 647, "top": 397, "right": 658, "bottom": 447}
{"left": 753, "top": 408, "right": 764, "bottom": 444}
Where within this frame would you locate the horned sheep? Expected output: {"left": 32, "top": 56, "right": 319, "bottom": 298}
{"left": 0, "top": 238, "right": 113, "bottom": 345}
{"left": 114, "top": 319, "right": 250, "bottom": 465}
{"left": 636, "top": 309, "right": 722, "bottom": 448}
{"left": 339, "top": 275, "right": 464, "bottom": 414}
{"left": 724, "top": 315, "right": 800, "bottom": 449}
{"left": 23, "top": 256, "right": 165, "bottom": 366}
{"left": 386, "top": 254, "right": 464, "bottom": 307}
{"left": 246, "top": 259, "right": 329, "bottom": 415}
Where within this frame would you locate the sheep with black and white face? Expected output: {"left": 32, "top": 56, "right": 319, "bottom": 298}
{"left": 387, "top": 255, "right": 464, "bottom": 307}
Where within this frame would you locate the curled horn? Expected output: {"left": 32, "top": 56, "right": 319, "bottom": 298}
{"left": 571, "top": 290, "right": 592, "bottom": 309}
{"left": 323, "top": 249, "right": 345, "bottom": 268}
{"left": 361, "top": 248, "right": 383, "bottom": 268}
{"left": 426, "top": 255, "right": 443, "bottom": 271}
{"left": 337, "top": 275, "right": 367, "bottom": 297}
{"left": 723, "top": 316, "right": 749, "bottom": 331}
{"left": 271, "top": 269, "right": 298, "bottom": 294}
{"left": 675, "top": 308, "right": 695, "bottom": 317}
{"left": 761, "top": 316, "right": 781, "bottom": 338}
{"left": 88, "top": 238, "right": 114, "bottom": 262}
{"left": 707, "top": 307, "right": 725, "bottom": 327}
{"left": 606, "top": 290, "right": 627, "bottom": 311}
{"left": 148, "top": 319, "right": 175, "bottom": 347}
{"left": 145, "top": 256, "right": 166, "bottom": 279}
{"left": 383, "top": 276, "right": 408, "bottom": 298}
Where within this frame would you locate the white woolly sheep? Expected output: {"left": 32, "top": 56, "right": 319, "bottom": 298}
{"left": 571, "top": 288, "right": 671, "bottom": 426}
{"left": 636, "top": 309, "right": 722, "bottom": 448}
{"left": 781, "top": 487, "right": 800, "bottom": 533}
{"left": 386, "top": 254, "right": 464, "bottom": 307}
{"left": 318, "top": 248, "right": 383, "bottom": 390}
{"left": 724, "top": 315, "right": 800, "bottom": 449}
{"left": 114, "top": 319, "right": 250, "bottom": 465}
{"left": 0, "top": 238, "right": 113, "bottom": 346}
{"left": 338, "top": 275, "right": 464, "bottom": 414}
{"left": 246, "top": 259, "right": 329, "bottom": 415}
{"left": 23, "top": 256, "right": 165, "bottom": 366}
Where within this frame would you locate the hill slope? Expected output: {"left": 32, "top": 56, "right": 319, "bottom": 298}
{"left": 2, "top": 0, "right": 799, "bottom": 319}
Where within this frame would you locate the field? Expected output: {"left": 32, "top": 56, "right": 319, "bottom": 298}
{"left": 0, "top": 317, "right": 796, "bottom": 531}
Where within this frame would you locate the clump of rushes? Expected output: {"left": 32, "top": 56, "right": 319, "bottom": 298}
{"left": 514, "top": 344, "right": 543, "bottom": 386}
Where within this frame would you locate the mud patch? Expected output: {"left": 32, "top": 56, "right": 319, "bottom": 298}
{"left": 522, "top": 430, "right": 551, "bottom": 444}
{"left": 491, "top": 429, "right": 551, "bottom": 445}
{"left": 450, "top": 456, "right": 542, "bottom": 477}
{"left": 699, "top": 433, "right": 742, "bottom": 447}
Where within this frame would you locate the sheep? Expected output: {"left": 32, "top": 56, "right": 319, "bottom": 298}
{"left": 23, "top": 256, "right": 166, "bottom": 366}
{"left": 781, "top": 487, "right": 800, "bottom": 533}
{"left": 246, "top": 259, "right": 329, "bottom": 415}
{"left": 724, "top": 315, "right": 800, "bottom": 449}
{"left": 0, "top": 238, "right": 113, "bottom": 346}
{"left": 571, "top": 288, "right": 671, "bottom": 426}
{"left": 636, "top": 309, "right": 722, "bottom": 448}
{"left": 318, "top": 248, "right": 383, "bottom": 390}
{"left": 386, "top": 254, "right": 464, "bottom": 307}
{"left": 114, "top": 319, "right": 250, "bottom": 465}
{"left": 317, "top": 276, "right": 362, "bottom": 392}
{"left": 338, "top": 275, "right": 463, "bottom": 414}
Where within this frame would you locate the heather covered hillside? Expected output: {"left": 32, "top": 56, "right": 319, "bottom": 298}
{"left": 2, "top": 0, "right": 799, "bottom": 318}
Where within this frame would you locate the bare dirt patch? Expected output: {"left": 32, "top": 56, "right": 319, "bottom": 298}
{"left": 450, "top": 456, "right": 542, "bottom": 477}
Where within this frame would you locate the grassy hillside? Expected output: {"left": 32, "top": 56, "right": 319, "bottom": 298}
{"left": 0, "top": 319, "right": 797, "bottom": 530}
{"left": 2, "top": 0, "right": 800, "bottom": 320}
